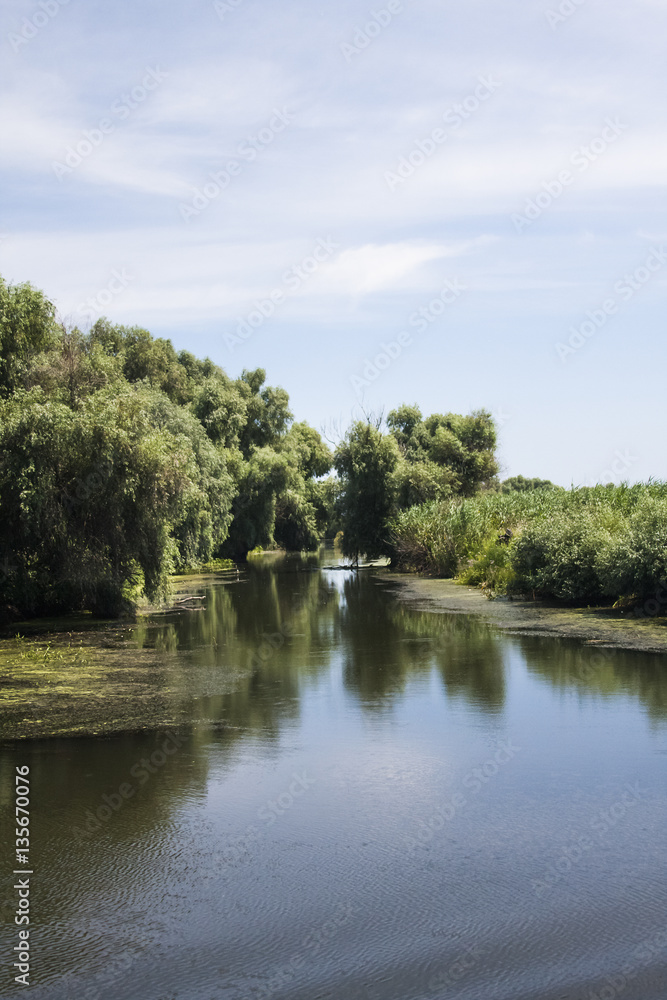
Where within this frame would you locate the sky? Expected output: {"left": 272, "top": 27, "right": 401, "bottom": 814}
{"left": 1, "top": 0, "right": 666, "bottom": 486}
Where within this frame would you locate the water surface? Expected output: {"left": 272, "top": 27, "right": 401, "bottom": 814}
{"left": 1, "top": 551, "right": 666, "bottom": 999}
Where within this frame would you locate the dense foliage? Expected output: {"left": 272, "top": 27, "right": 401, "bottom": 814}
{"left": 5, "top": 275, "right": 660, "bottom": 619}
{"left": 390, "top": 483, "right": 667, "bottom": 605}
{"left": 0, "top": 276, "right": 334, "bottom": 618}
{"left": 334, "top": 405, "right": 498, "bottom": 560}
{"left": 500, "top": 475, "right": 556, "bottom": 493}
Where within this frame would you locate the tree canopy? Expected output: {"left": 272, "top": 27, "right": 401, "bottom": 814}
{"left": 0, "top": 277, "right": 333, "bottom": 618}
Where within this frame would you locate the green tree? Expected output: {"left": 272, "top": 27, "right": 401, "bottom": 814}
{"left": 501, "top": 475, "right": 556, "bottom": 493}
{"left": 192, "top": 375, "right": 249, "bottom": 450}
{"left": 238, "top": 368, "right": 293, "bottom": 457}
{"left": 387, "top": 406, "right": 498, "bottom": 497}
{"left": 334, "top": 421, "right": 400, "bottom": 560}
{"left": 0, "top": 385, "right": 211, "bottom": 617}
{"left": 147, "top": 393, "right": 235, "bottom": 569}
{"left": 281, "top": 421, "right": 332, "bottom": 479}
{"left": 120, "top": 327, "right": 194, "bottom": 404}
{"left": 0, "top": 278, "right": 61, "bottom": 394}
{"left": 221, "top": 448, "right": 292, "bottom": 558}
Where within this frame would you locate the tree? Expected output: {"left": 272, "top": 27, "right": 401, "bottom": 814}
{"left": 192, "top": 375, "right": 248, "bottom": 450}
{"left": 281, "top": 422, "right": 332, "bottom": 479}
{"left": 0, "top": 278, "right": 61, "bottom": 394}
{"left": 221, "top": 448, "right": 291, "bottom": 558}
{"left": 501, "top": 475, "right": 556, "bottom": 493}
{"left": 147, "top": 392, "right": 235, "bottom": 569}
{"left": 387, "top": 406, "right": 499, "bottom": 496}
{"left": 334, "top": 421, "right": 400, "bottom": 560}
{"left": 0, "top": 384, "right": 215, "bottom": 617}
{"left": 386, "top": 404, "right": 423, "bottom": 452}
{"left": 238, "top": 368, "right": 293, "bottom": 456}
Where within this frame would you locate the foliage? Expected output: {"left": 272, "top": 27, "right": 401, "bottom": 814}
{"left": 5, "top": 273, "right": 659, "bottom": 619}
{"left": 0, "top": 278, "right": 61, "bottom": 394}
{"left": 0, "top": 276, "right": 334, "bottom": 618}
{"left": 390, "top": 482, "right": 667, "bottom": 605}
{"left": 307, "top": 476, "right": 343, "bottom": 537}
{"left": 334, "top": 405, "right": 499, "bottom": 560}
{"left": 388, "top": 404, "right": 499, "bottom": 496}
{"left": 0, "top": 384, "right": 202, "bottom": 616}
{"left": 334, "top": 421, "right": 400, "bottom": 560}
{"left": 501, "top": 475, "right": 556, "bottom": 493}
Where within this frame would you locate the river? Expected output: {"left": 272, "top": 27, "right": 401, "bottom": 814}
{"left": 1, "top": 549, "right": 666, "bottom": 999}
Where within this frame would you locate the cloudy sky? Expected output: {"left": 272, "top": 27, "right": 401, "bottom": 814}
{"left": 2, "top": 0, "right": 666, "bottom": 485}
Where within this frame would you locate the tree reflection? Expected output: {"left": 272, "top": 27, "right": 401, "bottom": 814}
{"left": 515, "top": 635, "right": 667, "bottom": 720}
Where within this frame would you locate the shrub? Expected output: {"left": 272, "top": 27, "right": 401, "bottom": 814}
{"left": 390, "top": 482, "right": 667, "bottom": 607}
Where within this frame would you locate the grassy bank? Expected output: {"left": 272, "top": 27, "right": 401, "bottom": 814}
{"left": 389, "top": 482, "right": 667, "bottom": 607}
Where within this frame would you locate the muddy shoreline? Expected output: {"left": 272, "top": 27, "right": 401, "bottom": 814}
{"left": 380, "top": 571, "right": 667, "bottom": 654}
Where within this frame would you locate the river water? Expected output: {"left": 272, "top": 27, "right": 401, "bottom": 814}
{"left": 1, "top": 550, "right": 666, "bottom": 999}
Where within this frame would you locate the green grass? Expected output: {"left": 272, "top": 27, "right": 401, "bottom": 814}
{"left": 390, "top": 482, "right": 667, "bottom": 605}
{"left": 9, "top": 632, "right": 92, "bottom": 665}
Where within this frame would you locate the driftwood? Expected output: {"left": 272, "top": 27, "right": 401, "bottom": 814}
{"left": 170, "top": 595, "right": 206, "bottom": 610}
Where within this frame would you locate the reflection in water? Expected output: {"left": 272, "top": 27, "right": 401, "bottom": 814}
{"left": 515, "top": 634, "right": 667, "bottom": 722}
{"left": 0, "top": 548, "right": 666, "bottom": 1000}
{"left": 386, "top": 599, "right": 507, "bottom": 712}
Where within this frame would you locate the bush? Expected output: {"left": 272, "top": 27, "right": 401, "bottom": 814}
{"left": 511, "top": 512, "right": 614, "bottom": 602}
{"left": 390, "top": 482, "right": 667, "bottom": 607}
{"left": 458, "top": 537, "right": 516, "bottom": 594}
{"left": 596, "top": 494, "right": 667, "bottom": 601}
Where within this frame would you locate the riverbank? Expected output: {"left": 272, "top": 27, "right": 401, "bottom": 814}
{"left": 382, "top": 572, "right": 667, "bottom": 654}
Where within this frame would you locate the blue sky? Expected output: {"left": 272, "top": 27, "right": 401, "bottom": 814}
{"left": 1, "top": 0, "right": 666, "bottom": 485}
